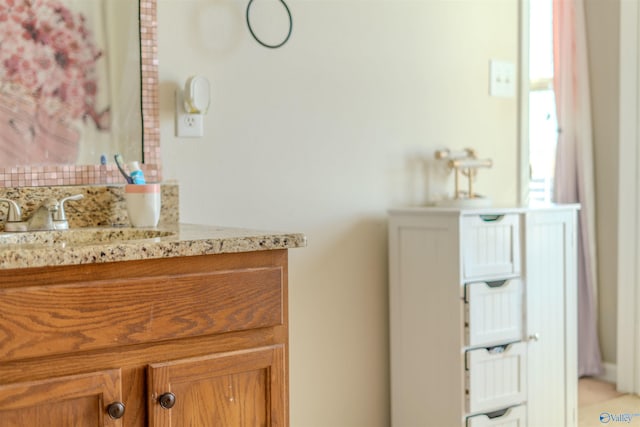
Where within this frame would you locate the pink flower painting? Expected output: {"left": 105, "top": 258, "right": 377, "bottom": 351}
{"left": 0, "top": 0, "right": 110, "bottom": 165}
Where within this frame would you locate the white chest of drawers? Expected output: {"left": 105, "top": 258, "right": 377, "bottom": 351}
{"left": 388, "top": 206, "right": 578, "bottom": 427}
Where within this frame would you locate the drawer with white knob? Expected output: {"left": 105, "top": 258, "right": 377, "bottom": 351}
{"left": 465, "top": 342, "right": 527, "bottom": 414}
{"left": 462, "top": 214, "right": 521, "bottom": 281}
{"left": 464, "top": 279, "right": 523, "bottom": 347}
{"left": 466, "top": 405, "right": 527, "bottom": 427}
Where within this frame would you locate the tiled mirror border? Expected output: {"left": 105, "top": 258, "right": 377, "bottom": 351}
{"left": 0, "top": 0, "right": 160, "bottom": 187}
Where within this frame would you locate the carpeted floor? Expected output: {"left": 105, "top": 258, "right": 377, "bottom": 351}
{"left": 579, "top": 394, "right": 640, "bottom": 426}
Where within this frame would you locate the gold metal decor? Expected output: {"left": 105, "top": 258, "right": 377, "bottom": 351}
{"left": 434, "top": 148, "right": 492, "bottom": 206}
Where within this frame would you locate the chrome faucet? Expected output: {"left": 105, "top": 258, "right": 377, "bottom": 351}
{"left": 1, "top": 194, "right": 84, "bottom": 232}
{"left": 24, "top": 198, "right": 59, "bottom": 231}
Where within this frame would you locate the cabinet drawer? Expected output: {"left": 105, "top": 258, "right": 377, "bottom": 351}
{"left": 0, "top": 266, "right": 284, "bottom": 361}
{"left": 465, "top": 279, "right": 523, "bottom": 347}
{"left": 467, "top": 405, "right": 526, "bottom": 427}
{"left": 462, "top": 214, "right": 521, "bottom": 280}
{"left": 466, "top": 342, "right": 527, "bottom": 413}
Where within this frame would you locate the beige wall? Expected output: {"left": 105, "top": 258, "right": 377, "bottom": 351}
{"left": 585, "top": 0, "right": 620, "bottom": 367}
{"left": 158, "top": 0, "right": 518, "bottom": 425}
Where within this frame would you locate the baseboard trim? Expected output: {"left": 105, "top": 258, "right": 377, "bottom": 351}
{"left": 596, "top": 362, "right": 617, "bottom": 384}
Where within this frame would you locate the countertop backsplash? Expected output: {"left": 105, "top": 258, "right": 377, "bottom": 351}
{"left": 0, "top": 183, "right": 179, "bottom": 230}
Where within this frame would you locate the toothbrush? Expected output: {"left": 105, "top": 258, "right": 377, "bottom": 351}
{"left": 114, "top": 154, "right": 133, "bottom": 184}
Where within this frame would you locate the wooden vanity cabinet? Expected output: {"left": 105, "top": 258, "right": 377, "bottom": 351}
{"left": 0, "top": 250, "right": 289, "bottom": 427}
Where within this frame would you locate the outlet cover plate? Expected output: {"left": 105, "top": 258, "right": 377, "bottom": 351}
{"left": 175, "top": 90, "right": 204, "bottom": 137}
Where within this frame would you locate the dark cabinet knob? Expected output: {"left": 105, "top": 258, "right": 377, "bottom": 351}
{"left": 158, "top": 392, "right": 176, "bottom": 409}
{"left": 106, "top": 401, "right": 126, "bottom": 419}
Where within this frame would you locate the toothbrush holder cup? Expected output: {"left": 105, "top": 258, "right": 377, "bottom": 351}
{"left": 124, "top": 184, "right": 161, "bottom": 227}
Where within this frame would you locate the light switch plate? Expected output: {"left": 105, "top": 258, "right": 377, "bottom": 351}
{"left": 489, "top": 60, "right": 516, "bottom": 98}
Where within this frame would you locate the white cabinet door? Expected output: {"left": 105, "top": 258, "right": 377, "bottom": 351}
{"left": 525, "top": 210, "right": 577, "bottom": 427}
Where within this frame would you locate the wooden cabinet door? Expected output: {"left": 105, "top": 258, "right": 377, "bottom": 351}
{"left": 0, "top": 369, "right": 124, "bottom": 427}
{"left": 148, "top": 345, "right": 286, "bottom": 427}
{"left": 525, "top": 209, "right": 578, "bottom": 427}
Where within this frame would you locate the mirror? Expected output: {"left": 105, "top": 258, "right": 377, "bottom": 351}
{"left": 0, "top": 0, "right": 160, "bottom": 186}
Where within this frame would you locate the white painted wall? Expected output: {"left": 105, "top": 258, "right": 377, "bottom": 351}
{"left": 158, "top": 0, "right": 518, "bottom": 425}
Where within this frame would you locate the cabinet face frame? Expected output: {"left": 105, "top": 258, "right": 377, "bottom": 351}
{"left": 147, "top": 345, "right": 286, "bottom": 427}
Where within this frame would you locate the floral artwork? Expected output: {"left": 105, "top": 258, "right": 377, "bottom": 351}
{"left": 0, "top": 0, "right": 110, "bottom": 165}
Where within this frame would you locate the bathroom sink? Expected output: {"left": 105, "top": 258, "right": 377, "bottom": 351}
{"left": 0, "top": 228, "right": 175, "bottom": 246}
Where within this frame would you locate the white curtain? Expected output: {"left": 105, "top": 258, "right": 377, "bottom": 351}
{"left": 552, "top": 0, "right": 603, "bottom": 377}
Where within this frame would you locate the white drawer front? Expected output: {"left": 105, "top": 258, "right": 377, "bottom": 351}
{"left": 466, "top": 342, "right": 527, "bottom": 413}
{"left": 462, "top": 214, "right": 521, "bottom": 280}
{"left": 465, "top": 280, "right": 523, "bottom": 347}
{"left": 467, "top": 405, "right": 527, "bottom": 427}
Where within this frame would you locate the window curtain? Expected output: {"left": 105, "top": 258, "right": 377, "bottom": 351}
{"left": 552, "top": 0, "right": 603, "bottom": 377}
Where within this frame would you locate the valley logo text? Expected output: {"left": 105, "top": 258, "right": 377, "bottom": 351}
{"left": 600, "top": 412, "right": 640, "bottom": 424}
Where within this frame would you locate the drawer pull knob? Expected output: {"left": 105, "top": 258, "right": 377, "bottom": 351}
{"left": 159, "top": 392, "right": 176, "bottom": 409}
{"left": 106, "top": 401, "right": 126, "bottom": 419}
{"left": 528, "top": 333, "right": 540, "bottom": 342}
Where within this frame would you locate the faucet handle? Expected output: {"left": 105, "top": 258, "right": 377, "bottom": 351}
{"left": 54, "top": 194, "right": 84, "bottom": 222}
{"left": 0, "top": 198, "right": 22, "bottom": 222}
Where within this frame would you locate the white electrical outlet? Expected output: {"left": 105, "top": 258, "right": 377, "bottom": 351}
{"left": 175, "top": 90, "right": 204, "bottom": 137}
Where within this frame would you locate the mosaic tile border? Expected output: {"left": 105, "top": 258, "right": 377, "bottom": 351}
{"left": 0, "top": 0, "right": 161, "bottom": 187}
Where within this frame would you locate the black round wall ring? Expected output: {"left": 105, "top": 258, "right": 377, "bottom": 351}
{"left": 246, "top": 0, "right": 293, "bottom": 49}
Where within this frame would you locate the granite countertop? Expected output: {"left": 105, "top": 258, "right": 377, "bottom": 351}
{"left": 0, "top": 223, "right": 307, "bottom": 269}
